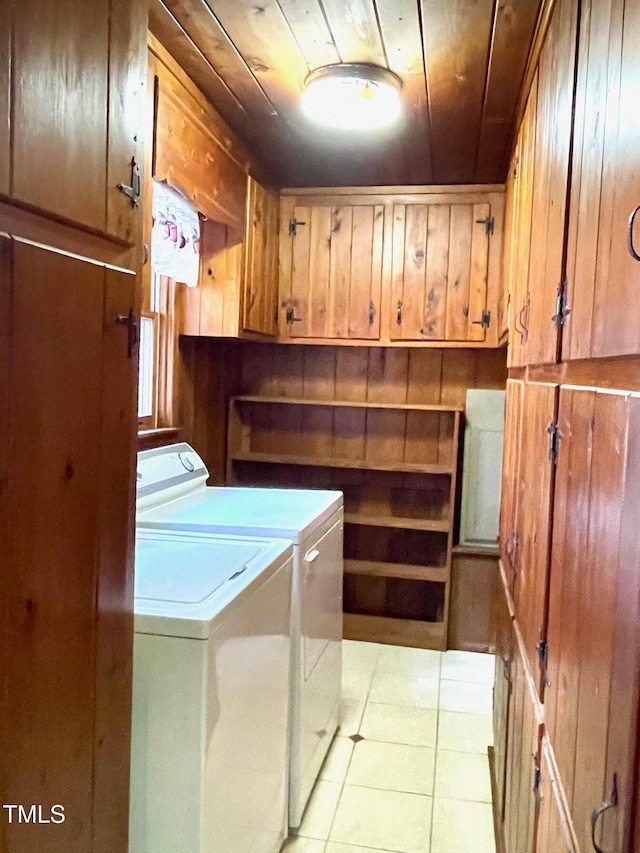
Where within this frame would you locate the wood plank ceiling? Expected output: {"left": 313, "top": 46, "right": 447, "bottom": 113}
{"left": 149, "top": 0, "right": 542, "bottom": 187}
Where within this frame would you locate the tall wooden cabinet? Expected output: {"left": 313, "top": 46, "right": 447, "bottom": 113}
{"left": 498, "top": 0, "right": 640, "bottom": 849}
{"left": 0, "top": 2, "right": 144, "bottom": 851}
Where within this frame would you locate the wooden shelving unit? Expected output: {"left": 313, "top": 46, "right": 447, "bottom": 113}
{"left": 227, "top": 395, "right": 462, "bottom": 651}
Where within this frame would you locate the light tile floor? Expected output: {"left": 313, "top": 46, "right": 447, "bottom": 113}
{"left": 282, "top": 642, "right": 497, "bottom": 853}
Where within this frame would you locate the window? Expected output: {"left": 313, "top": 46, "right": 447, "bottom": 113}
{"left": 138, "top": 268, "right": 177, "bottom": 431}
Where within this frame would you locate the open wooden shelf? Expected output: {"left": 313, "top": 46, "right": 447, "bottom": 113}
{"left": 343, "top": 613, "right": 447, "bottom": 651}
{"left": 227, "top": 395, "right": 461, "bottom": 651}
{"left": 232, "top": 395, "right": 464, "bottom": 412}
{"left": 344, "top": 559, "right": 448, "bottom": 583}
{"left": 344, "top": 512, "right": 450, "bottom": 532}
{"left": 231, "top": 451, "right": 453, "bottom": 475}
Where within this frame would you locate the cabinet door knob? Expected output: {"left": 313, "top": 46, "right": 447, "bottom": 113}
{"left": 628, "top": 205, "right": 640, "bottom": 261}
{"left": 590, "top": 773, "right": 618, "bottom": 853}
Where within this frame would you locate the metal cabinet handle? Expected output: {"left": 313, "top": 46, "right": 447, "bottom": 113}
{"left": 305, "top": 549, "right": 320, "bottom": 564}
{"left": 368, "top": 300, "right": 376, "bottom": 326}
{"left": 590, "top": 774, "right": 618, "bottom": 853}
{"left": 396, "top": 300, "right": 403, "bottom": 325}
{"left": 628, "top": 206, "right": 640, "bottom": 261}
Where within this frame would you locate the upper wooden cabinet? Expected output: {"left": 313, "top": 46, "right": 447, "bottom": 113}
{"left": 179, "top": 176, "right": 279, "bottom": 339}
{"left": 563, "top": 0, "right": 640, "bottom": 360}
{"left": 279, "top": 187, "right": 505, "bottom": 347}
{"left": 242, "top": 178, "right": 279, "bottom": 337}
{"left": 504, "top": 0, "right": 579, "bottom": 367}
{"left": 389, "top": 199, "right": 503, "bottom": 344}
{"left": 1, "top": 0, "right": 145, "bottom": 244}
{"left": 279, "top": 196, "right": 384, "bottom": 341}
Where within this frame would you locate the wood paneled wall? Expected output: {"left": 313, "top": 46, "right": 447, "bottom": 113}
{"left": 175, "top": 339, "right": 507, "bottom": 485}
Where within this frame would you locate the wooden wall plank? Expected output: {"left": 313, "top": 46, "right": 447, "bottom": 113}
{"left": 328, "top": 206, "right": 354, "bottom": 339}
{"left": 422, "top": 205, "right": 450, "bottom": 341}
{"left": 0, "top": 237, "right": 10, "bottom": 852}
{"left": 572, "top": 391, "right": 627, "bottom": 853}
{"left": 0, "top": 2, "right": 10, "bottom": 195}
{"left": 400, "top": 204, "right": 428, "bottom": 340}
{"left": 421, "top": 0, "right": 495, "bottom": 183}
{"left": 207, "top": 0, "right": 309, "bottom": 119}
{"left": 290, "top": 204, "right": 312, "bottom": 336}
{"left": 592, "top": 0, "right": 640, "bottom": 356}
{"left": 474, "top": 0, "right": 541, "bottom": 183}
{"left": 366, "top": 349, "right": 409, "bottom": 404}
{"left": 545, "top": 388, "right": 594, "bottom": 806}
{"left": 349, "top": 206, "right": 375, "bottom": 339}
{"left": 319, "top": 0, "right": 386, "bottom": 66}
{"left": 306, "top": 206, "right": 332, "bottom": 338}
{"left": 375, "top": 0, "right": 433, "bottom": 184}
{"left": 445, "top": 205, "right": 473, "bottom": 341}
{"left": 277, "top": 0, "right": 340, "bottom": 67}
{"left": 603, "top": 396, "right": 640, "bottom": 851}
{"left": 467, "top": 203, "right": 490, "bottom": 341}
{"left": 390, "top": 204, "right": 407, "bottom": 341}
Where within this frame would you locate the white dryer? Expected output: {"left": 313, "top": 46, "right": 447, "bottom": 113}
{"left": 129, "top": 528, "right": 293, "bottom": 853}
{"left": 136, "top": 443, "right": 343, "bottom": 828}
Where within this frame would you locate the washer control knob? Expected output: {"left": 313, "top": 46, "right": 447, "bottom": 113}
{"left": 178, "top": 452, "right": 195, "bottom": 472}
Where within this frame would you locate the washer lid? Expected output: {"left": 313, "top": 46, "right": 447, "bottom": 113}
{"left": 135, "top": 539, "right": 261, "bottom": 603}
{"left": 133, "top": 529, "right": 292, "bottom": 639}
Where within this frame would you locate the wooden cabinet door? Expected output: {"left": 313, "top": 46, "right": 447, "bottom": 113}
{"left": 563, "top": 0, "right": 640, "bottom": 359}
{"left": 499, "top": 379, "right": 524, "bottom": 596}
{"left": 544, "top": 388, "right": 640, "bottom": 853}
{"left": 493, "top": 593, "right": 513, "bottom": 827}
{"left": 514, "top": 381, "right": 558, "bottom": 699}
{"left": 0, "top": 1, "right": 9, "bottom": 195}
{"left": 535, "top": 741, "right": 577, "bottom": 852}
{"left": 390, "top": 202, "right": 494, "bottom": 342}
{"left": 9, "top": 0, "right": 144, "bottom": 243}
{"left": 280, "top": 201, "right": 384, "bottom": 340}
{"left": 0, "top": 238, "right": 137, "bottom": 853}
{"left": 521, "top": 0, "right": 579, "bottom": 366}
{"left": 242, "top": 177, "right": 279, "bottom": 336}
{"left": 504, "top": 655, "right": 541, "bottom": 853}
{"left": 506, "top": 77, "right": 537, "bottom": 368}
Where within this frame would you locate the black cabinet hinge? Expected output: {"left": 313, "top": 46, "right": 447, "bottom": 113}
{"left": 536, "top": 637, "right": 550, "bottom": 686}
{"left": 552, "top": 279, "right": 571, "bottom": 328}
{"left": 476, "top": 216, "right": 495, "bottom": 236}
{"left": 472, "top": 309, "right": 491, "bottom": 329}
{"left": 289, "top": 217, "right": 307, "bottom": 237}
{"left": 547, "top": 420, "right": 562, "bottom": 465}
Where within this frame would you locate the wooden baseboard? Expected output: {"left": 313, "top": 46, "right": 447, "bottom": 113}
{"left": 488, "top": 745, "right": 506, "bottom": 853}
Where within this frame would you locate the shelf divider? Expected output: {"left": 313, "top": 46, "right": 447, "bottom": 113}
{"left": 344, "top": 513, "right": 450, "bottom": 532}
{"left": 344, "top": 559, "right": 448, "bottom": 583}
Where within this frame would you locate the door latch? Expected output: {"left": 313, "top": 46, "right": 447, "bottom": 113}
{"left": 117, "top": 157, "right": 141, "bottom": 208}
{"left": 472, "top": 310, "right": 491, "bottom": 329}
{"left": 115, "top": 309, "right": 139, "bottom": 358}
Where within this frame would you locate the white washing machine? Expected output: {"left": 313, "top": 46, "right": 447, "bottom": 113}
{"left": 129, "top": 527, "right": 293, "bottom": 853}
{"left": 136, "top": 443, "right": 343, "bottom": 828}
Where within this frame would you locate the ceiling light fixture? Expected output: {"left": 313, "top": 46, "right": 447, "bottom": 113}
{"left": 301, "top": 63, "right": 403, "bottom": 131}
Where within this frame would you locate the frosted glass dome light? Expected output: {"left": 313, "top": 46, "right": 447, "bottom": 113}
{"left": 301, "top": 63, "right": 403, "bottom": 131}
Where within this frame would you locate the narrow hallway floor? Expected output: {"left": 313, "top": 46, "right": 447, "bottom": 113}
{"left": 283, "top": 641, "right": 496, "bottom": 853}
